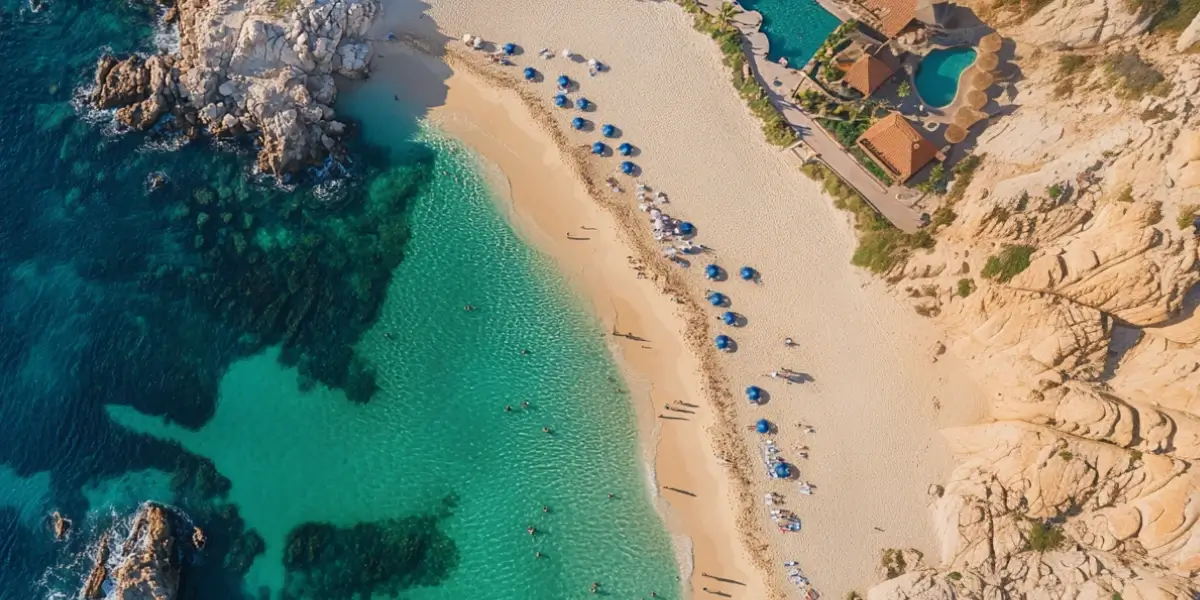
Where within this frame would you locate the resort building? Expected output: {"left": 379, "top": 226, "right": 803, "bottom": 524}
{"left": 860, "top": 0, "right": 951, "bottom": 38}
{"left": 841, "top": 48, "right": 900, "bottom": 96}
{"left": 855, "top": 113, "right": 941, "bottom": 183}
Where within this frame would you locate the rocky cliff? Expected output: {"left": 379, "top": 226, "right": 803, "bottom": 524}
{"left": 867, "top": 2, "right": 1200, "bottom": 598}
{"left": 91, "top": 0, "right": 378, "bottom": 174}
{"left": 80, "top": 502, "right": 189, "bottom": 600}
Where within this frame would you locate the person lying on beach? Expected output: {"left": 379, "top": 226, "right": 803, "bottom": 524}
{"left": 784, "top": 337, "right": 796, "bottom": 347}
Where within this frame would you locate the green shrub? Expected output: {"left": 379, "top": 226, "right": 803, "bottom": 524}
{"left": 1115, "top": 185, "right": 1134, "bottom": 203}
{"left": 1057, "top": 54, "right": 1092, "bottom": 76}
{"left": 947, "top": 571, "right": 963, "bottom": 581}
{"left": 919, "top": 163, "right": 947, "bottom": 194}
{"left": 1144, "top": 201, "right": 1163, "bottom": 226}
{"left": 850, "top": 148, "right": 894, "bottom": 185}
{"left": 981, "top": 245, "right": 1035, "bottom": 283}
{"left": 1059, "top": 450, "right": 1074, "bottom": 461}
{"left": 1130, "top": 449, "right": 1143, "bottom": 461}
{"left": 1103, "top": 51, "right": 1170, "bottom": 99}
{"left": 956, "top": 278, "right": 975, "bottom": 297}
{"left": 1176, "top": 204, "right": 1200, "bottom": 229}
{"left": 897, "top": 80, "right": 912, "bottom": 97}
{"left": 817, "top": 116, "right": 872, "bottom": 148}
{"left": 946, "top": 154, "right": 984, "bottom": 203}
{"left": 1027, "top": 521, "right": 1065, "bottom": 552}
{"left": 932, "top": 205, "right": 957, "bottom": 229}
{"left": 1046, "top": 183, "right": 1063, "bottom": 200}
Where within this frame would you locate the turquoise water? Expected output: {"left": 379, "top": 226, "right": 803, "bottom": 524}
{"left": 0, "top": 0, "right": 680, "bottom": 597}
{"left": 913, "top": 47, "right": 976, "bottom": 107}
{"left": 737, "top": 0, "right": 840, "bottom": 67}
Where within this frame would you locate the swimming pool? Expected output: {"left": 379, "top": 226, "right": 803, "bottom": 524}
{"left": 914, "top": 47, "right": 977, "bottom": 107}
{"left": 738, "top": 0, "right": 841, "bottom": 67}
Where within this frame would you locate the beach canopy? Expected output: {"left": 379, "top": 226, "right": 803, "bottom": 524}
{"left": 523, "top": 67, "right": 537, "bottom": 81}
{"left": 620, "top": 161, "right": 636, "bottom": 175}
{"left": 704, "top": 264, "right": 720, "bottom": 279}
{"left": 601, "top": 124, "right": 616, "bottom": 137}
{"left": 618, "top": 142, "right": 633, "bottom": 156}
{"left": 975, "top": 52, "right": 999, "bottom": 72}
{"left": 953, "top": 107, "right": 986, "bottom": 129}
{"left": 721, "top": 311, "right": 737, "bottom": 325}
{"left": 755, "top": 419, "right": 770, "bottom": 433}
{"left": 503, "top": 43, "right": 517, "bottom": 55}
{"left": 572, "top": 117, "right": 587, "bottom": 130}
{"left": 554, "top": 94, "right": 568, "bottom": 108}
{"left": 745, "top": 386, "right": 762, "bottom": 401}
{"left": 557, "top": 75, "right": 570, "bottom": 88}
{"left": 944, "top": 124, "right": 968, "bottom": 144}
{"left": 965, "top": 89, "right": 989, "bottom": 110}
{"left": 578, "top": 97, "right": 592, "bottom": 110}
{"left": 678, "top": 222, "right": 695, "bottom": 235}
{"left": 739, "top": 266, "right": 755, "bottom": 281}
{"left": 773, "top": 463, "right": 790, "bottom": 478}
{"left": 592, "top": 142, "right": 606, "bottom": 155}
{"left": 979, "top": 32, "right": 1003, "bottom": 53}
{"left": 968, "top": 68, "right": 995, "bottom": 91}
{"left": 715, "top": 335, "right": 731, "bottom": 350}
{"left": 708, "top": 292, "right": 726, "bottom": 306}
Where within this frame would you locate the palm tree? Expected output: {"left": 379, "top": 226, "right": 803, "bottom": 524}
{"left": 716, "top": 1, "right": 740, "bottom": 31}
{"left": 897, "top": 80, "right": 912, "bottom": 98}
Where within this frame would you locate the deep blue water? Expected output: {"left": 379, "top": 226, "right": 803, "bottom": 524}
{"left": 0, "top": 0, "right": 437, "bottom": 597}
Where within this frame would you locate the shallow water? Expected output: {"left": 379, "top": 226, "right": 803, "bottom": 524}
{"left": 737, "top": 0, "right": 840, "bottom": 67}
{"left": 914, "top": 47, "right": 976, "bottom": 107}
{"left": 0, "top": 0, "right": 679, "bottom": 598}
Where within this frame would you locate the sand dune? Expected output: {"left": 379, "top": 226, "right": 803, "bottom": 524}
{"left": 369, "top": 0, "right": 991, "bottom": 596}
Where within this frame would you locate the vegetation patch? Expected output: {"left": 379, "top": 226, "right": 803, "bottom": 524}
{"left": 850, "top": 147, "right": 895, "bottom": 186}
{"left": 1057, "top": 54, "right": 1092, "bottom": 76}
{"left": 1046, "top": 183, "right": 1063, "bottom": 200}
{"left": 817, "top": 116, "right": 872, "bottom": 148}
{"left": 1143, "top": 201, "right": 1164, "bottom": 226}
{"left": 981, "top": 245, "right": 1035, "bottom": 283}
{"left": 1115, "top": 184, "right": 1134, "bottom": 203}
{"left": 880, "top": 548, "right": 908, "bottom": 579}
{"left": 1103, "top": 50, "right": 1171, "bottom": 99}
{"left": 919, "top": 163, "right": 947, "bottom": 194}
{"left": 800, "top": 162, "right": 932, "bottom": 274}
{"left": 1176, "top": 204, "right": 1200, "bottom": 230}
{"left": 957, "top": 278, "right": 975, "bottom": 297}
{"left": 1027, "top": 521, "right": 1065, "bottom": 552}
{"left": 946, "top": 154, "right": 985, "bottom": 204}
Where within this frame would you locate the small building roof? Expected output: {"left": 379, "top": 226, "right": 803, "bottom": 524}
{"left": 856, "top": 113, "right": 939, "bottom": 183}
{"left": 863, "top": 0, "right": 948, "bottom": 37}
{"left": 843, "top": 54, "right": 896, "bottom": 96}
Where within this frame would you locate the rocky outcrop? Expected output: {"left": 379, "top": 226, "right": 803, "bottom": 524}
{"left": 90, "top": 0, "right": 378, "bottom": 174}
{"left": 867, "top": 0, "right": 1200, "bottom": 596}
{"left": 78, "top": 503, "right": 190, "bottom": 600}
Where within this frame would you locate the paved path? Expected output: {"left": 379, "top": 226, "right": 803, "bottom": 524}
{"left": 695, "top": 0, "right": 923, "bottom": 232}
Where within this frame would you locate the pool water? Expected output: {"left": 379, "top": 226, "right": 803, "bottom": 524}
{"left": 913, "top": 47, "right": 977, "bottom": 107}
{"left": 738, "top": 0, "right": 841, "bottom": 67}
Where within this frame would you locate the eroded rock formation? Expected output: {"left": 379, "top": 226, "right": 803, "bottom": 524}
{"left": 79, "top": 503, "right": 191, "bottom": 600}
{"left": 91, "top": 0, "right": 378, "bottom": 174}
{"left": 866, "top": 0, "right": 1200, "bottom": 596}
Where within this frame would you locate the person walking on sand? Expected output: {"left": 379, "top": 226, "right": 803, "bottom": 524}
{"left": 785, "top": 337, "right": 796, "bottom": 347}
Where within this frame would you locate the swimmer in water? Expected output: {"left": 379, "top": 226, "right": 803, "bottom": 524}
{"left": 607, "top": 493, "right": 614, "bottom": 499}
{"left": 535, "top": 551, "right": 543, "bottom": 558}
{"left": 520, "top": 349, "right": 529, "bottom": 355}
{"left": 542, "top": 505, "right": 550, "bottom": 513}
{"left": 527, "top": 526, "right": 536, "bottom": 536}
{"left": 464, "top": 304, "right": 475, "bottom": 311}
{"left": 505, "top": 405, "right": 512, "bottom": 412}
{"left": 521, "top": 401, "right": 530, "bottom": 409}
{"left": 542, "top": 427, "right": 551, "bottom": 434}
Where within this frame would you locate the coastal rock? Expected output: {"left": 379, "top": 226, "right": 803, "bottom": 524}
{"left": 50, "top": 510, "right": 71, "bottom": 540}
{"left": 111, "top": 502, "right": 183, "bottom": 600}
{"left": 90, "top": 0, "right": 379, "bottom": 173}
{"left": 82, "top": 532, "right": 111, "bottom": 599}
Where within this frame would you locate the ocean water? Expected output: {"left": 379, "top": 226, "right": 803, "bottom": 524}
{"left": 737, "top": 0, "right": 840, "bottom": 67}
{"left": 0, "top": 0, "right": 679, "bottom": 598}
{"left": 914, "top": 47, "right": 976, "bottom": 107}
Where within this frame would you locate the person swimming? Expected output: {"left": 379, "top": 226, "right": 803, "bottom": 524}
{"left": 542, "top": 505, "right": 550, "bottom": 513}
{"left": 520, "top": 349, "right": 529, "bottom": 355}
{"left": 464, "top": 304, "right": 476, "bottom": 311}
{"left": 527, "top": 526, "right": 536, "bottom": 536}
{"left": 522, "top": 401, "right": 530, "bottom": 409}
{"left": 505, "top": 405, "right": 512, "bottom": 412}
{"left": 542, "top": 427, "right": 551, "bottom": 434}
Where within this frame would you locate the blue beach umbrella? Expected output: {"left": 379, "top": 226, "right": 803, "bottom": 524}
{"left": 557, "top": 74, "right": 570, "bottom": 88}
{"left": 553, "top": 94, "right": 568, "bottom": 108}
{"left": 618, "top": 142, "right": 633, "bottom": 156}
{"left": 715, "top": 335, "right": 731, "bottom": 350}
{"left": 721, "top": 311, "right": 737, "bottom": 325}
{"left": 620, "top": 161, "right": 636, "bottom": 175}
{"left": 708, "top": 292, "right": 726, "bottom": 306}
{"left": 601, "top": 124, "right": 616, "bottom": 137}
{"left": 592, "top": 142, "right": 606, "bottom": 155}
{"left": 571, "top": 117, "right": 587, "bottom": 130}
{"left": 523, "top": 67, "right": 537, "bottom": 81}
{"left": 678, "top": 222, "right": 695, "bottom": 236}
{"left": 704, "top": 264, "right": 720, "bottom": 279}
{"left": 577, "top": 97, "right": 592, "bottom": 110}
{"left": 503, "top": 43, "right": 517, "bottom": 55}
{"left": 773, "top": 463, "right": 791, "bottom": 478}
{"left": 746, "top": 386, "right": 762, "bottom": 401}
{"left": 755, "top": 419, "right": 770, "bottom": 433}
{"left": 740, "top": 266, "right": 756, "bottom": 281}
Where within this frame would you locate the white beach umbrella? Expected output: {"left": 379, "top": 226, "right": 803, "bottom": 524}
{"left": 462, "top": 34, "right": 474, "bottom": 44}
{"left": 561, "top": 48, "right": 573, "bottom": 59}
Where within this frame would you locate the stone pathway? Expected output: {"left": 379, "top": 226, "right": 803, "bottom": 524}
{"left": 695, "top": 0, "right": 923, "bottom": 232}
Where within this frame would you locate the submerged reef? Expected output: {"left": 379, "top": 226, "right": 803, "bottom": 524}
{"left": 282, "top": 507, "right": 459, "bottom": 599}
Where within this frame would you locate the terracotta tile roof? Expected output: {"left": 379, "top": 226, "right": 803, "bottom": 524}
{"left": 855, "top": 113, "right": 939, "bottom": 183}
{"left": 842, "top": 54, "right": 896, "bottom": 96}
{"left": 863, "top": 0, "right": 917, "bottom": 37}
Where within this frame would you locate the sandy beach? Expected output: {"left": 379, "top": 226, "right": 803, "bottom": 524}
{"left": 362, "top": 1, "right": 991, "bottom": 597}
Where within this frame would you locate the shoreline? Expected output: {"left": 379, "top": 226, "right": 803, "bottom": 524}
{"left": 357, "top": 42, "right": 778, "bottom": 599}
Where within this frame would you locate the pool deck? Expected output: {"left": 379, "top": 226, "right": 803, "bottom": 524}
{"left": 707, "top": 0, "right": 924, "bottom": 232}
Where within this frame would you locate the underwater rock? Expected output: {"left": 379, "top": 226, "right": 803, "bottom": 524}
{"left": 91, "top": 54, "right": 177, "bottom": 131}
{"left": 223, "top": 529, "right": 265, "bottom": 575}
{"left": 282, "top": 512, "right": 459, "bottom": 598}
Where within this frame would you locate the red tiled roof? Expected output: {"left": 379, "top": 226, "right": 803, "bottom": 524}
{"left": 842, "top": 55, "right": 895, "bottom": 96}
{"left": 855, "top": 113, "right": 939, "bottom": 183}
{"left": 863, "top": 0, "right": 917, "bottom": 37}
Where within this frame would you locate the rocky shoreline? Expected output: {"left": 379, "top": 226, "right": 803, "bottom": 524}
{"left": 91, "top": 0, "right": 379, "bottom": 175}
{"left": 81, "top": 502, "right": 196, "bottom": 600}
